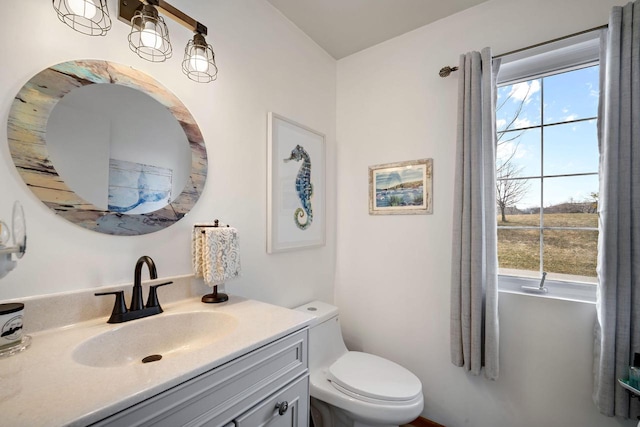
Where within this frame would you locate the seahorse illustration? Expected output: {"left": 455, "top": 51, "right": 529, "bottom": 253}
{"left": 284, "top": 144, "right": 313, "bottom": 230}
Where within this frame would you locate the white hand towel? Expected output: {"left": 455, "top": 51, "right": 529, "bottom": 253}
{"left": 192, "top": 226, "right": 241, "bottom": 286}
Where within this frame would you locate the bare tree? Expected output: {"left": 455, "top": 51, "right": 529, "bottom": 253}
{"left": 495, "top": 83, "right": 533, "bottom": 222}
{"left": 496, "top": 161, "right": 530, "bottom": 222}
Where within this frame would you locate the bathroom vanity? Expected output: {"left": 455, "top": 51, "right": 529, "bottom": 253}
{"left": 94, "top": 328, "right": 309, "bottom": 426}
{"left": 0, "top": 290, "right": 312, "bottom": 427}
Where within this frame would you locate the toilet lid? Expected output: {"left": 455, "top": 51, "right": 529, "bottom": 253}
{"left": 328, "top": 351, "right": 422, "bottom": 402}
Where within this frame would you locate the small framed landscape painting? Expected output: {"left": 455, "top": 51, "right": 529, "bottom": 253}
{"left": 369, "top": 158, "right": 433, "bottom": 215}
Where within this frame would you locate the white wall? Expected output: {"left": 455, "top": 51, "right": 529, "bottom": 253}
{"left": 335, "top": 0, "right": 634, "bottom": 426}
{"left": 0, "top": 0, "right": 336, "bottom": 308}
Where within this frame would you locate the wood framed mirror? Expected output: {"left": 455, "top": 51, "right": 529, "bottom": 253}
{"left": 7, "top": 60, "right": 207, "bottom": 236}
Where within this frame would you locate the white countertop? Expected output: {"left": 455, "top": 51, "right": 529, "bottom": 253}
{"left": 0, "top": 296, "right": 313, "bottom": 427}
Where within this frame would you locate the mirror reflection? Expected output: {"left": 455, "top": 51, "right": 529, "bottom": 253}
{"left": 46, "top": 84, "right": 191, "bottom": 214}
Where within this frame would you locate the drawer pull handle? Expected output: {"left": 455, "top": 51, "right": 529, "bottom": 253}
{"left": 275, "top": 401, "right": 289, "bottom": 416}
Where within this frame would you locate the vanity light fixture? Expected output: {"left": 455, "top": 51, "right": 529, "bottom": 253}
{"left": 52, "top": 0, "right": 112, "bottom": 36}
{"left": 119, "top": 0, "right": 217, "bottom": 82}
{"left": 52, "top": 0, "right": 218, "bottom": 83}
{"left": 128, "top": 3, "right": 172, "bottom": 62}
{"left": 182, "top": 33, "right": 218, "bottom": 83}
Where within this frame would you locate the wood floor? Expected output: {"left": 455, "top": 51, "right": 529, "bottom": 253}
{"left": 401, "top": 416, "right": 446, "bottom": 427}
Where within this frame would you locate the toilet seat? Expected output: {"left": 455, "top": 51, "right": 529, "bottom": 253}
{"left": 327, "top": 351, "right": 422, "bottom": 403}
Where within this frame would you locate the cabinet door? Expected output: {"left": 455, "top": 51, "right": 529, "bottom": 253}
{"left": 234, "top": 375, "right": 308, "bottom": 427}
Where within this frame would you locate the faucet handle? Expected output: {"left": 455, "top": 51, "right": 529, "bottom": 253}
{"left": 95, "top": 291, "right": 127, "bottom": 323}
{"left": 146, "top": 281, "right": 173, "bottom": 311}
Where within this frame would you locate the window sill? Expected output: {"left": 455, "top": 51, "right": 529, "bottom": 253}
{"left": 498, "top": 274, "right": 596, "bottom": 304}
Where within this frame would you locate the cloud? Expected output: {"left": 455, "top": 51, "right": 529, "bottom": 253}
{"left": 508, "top": 80, "right": 540, "bottom": 104}
{"left": 375, "top": 171, "right": 401, "bottom": 189}
{"left": 564, "top": 114, "right": 578, "bottom": 122}
{"left": 513, "top": 117, "right": 533, "bottom": 128}
{"left": 497, "top": 140, "right": 527, "bottom": 163}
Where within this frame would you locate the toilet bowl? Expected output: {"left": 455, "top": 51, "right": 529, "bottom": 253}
{"left": 295, "top": 301, "right": 424, "bottom": 427}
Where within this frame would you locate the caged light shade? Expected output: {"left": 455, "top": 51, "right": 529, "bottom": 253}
{"left": 52, "top": 0, "right": 112, "bottom": 36}
{"left": 53, "top": 0, "right": 217, "bottom": 83}
{"left": 182, "top": 33, "right": 218, "bottom": 83}
{"left": 128, "top": 4, "right": 172, "bottom": 62}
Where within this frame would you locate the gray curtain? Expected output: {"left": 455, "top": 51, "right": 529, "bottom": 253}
{"left": 594, "top": 1, "right": 640, "bottom": 418}
{"left": 450, "top": 48, "right": 501, "bottom": 380}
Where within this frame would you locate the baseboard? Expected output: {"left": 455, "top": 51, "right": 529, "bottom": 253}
{"left": 405, "top": 416, "right": 446, "bottom": 427}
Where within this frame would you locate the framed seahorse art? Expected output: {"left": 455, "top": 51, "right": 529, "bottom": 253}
{"left": 267, "top": 113, "right": 326, "bottom": 253}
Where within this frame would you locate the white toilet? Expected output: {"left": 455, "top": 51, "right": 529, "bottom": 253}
{"left": 295, "top": 301, "right": 424, "bottom": 427}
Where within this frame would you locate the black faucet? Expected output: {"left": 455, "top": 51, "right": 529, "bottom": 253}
{"left": 95, "top": 256, "right": 172, "bottom": 324}
{"left": 131, "top": 255, "right": 157, "bottom": 312}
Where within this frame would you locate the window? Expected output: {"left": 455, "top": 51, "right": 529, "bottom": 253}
{"left": 495, "top": 31, "right": 601, "bottom": 297}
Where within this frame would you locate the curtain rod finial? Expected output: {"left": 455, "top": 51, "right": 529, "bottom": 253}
{"left": 439, "top": 66, "right": 459, "bottom": 77}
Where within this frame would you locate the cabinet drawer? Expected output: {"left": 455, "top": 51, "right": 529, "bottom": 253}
{"left": 233, "top": 375, "right": 308, "bottom": 427}
{"left": 93, "top": 328, "right": 308, "bottom": 427}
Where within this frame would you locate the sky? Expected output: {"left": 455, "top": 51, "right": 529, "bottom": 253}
{"left": 496, "top": 65, "right": 599, "bottom": 209}
{"left": 375, "top": 166, "right": 424, "bottom": 190}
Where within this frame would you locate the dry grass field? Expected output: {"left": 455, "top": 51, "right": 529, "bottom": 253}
{"left": 497, "top": 213, "right": 598, "bottom": 277}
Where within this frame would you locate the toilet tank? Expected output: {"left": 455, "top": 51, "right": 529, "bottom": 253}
{"left": 295, "top": 301, "right": 348, "bottom": 370}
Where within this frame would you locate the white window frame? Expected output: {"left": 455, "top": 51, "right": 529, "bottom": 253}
{"left": 495, "top": 30, "right": 602, "bottom": 303}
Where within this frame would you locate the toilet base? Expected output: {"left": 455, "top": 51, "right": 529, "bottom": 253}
{"left": 310, "top": 397, "right": 398, "bottom": 427}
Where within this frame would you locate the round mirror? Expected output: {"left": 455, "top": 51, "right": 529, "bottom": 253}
{"left": 7, "top": 60, "right": 207, "bottom": 236}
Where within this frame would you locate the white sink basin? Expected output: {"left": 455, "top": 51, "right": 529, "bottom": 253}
{"left": 72, "top": 311, "right": 238, "bottom": 368}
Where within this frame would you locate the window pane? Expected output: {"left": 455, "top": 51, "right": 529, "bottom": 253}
{"left": 542, "top": 175, "right": 599, "bottom": 227}
{"left": 497, "top": 178, "right": 541, "bottom": 225}
{"left": 543, "top": 66, "right": 599, "bottom": 125}
{"left": 497, "top": 79, "right": 541, "bottom": 132}
{"left": 496, "top": 64, "right": 600, "bottom": 285}
{"left": 498, "top": 229, "right": 540, "bottom": 274}
{"left": 543, "top": 120, "right": 599, "bottom": 175}
{"left": 497, "top": 127, "right": 541, "bottom": 178}
{"left": 543, "top": 229, "right": 598, "bottom": 280}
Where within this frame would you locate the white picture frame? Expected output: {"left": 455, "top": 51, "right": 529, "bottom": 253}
{"left": 369, "top": 158, "right": 433, "bottom": 215}
{"left": 267, "top": 113, "right": 326, "bottom": 253}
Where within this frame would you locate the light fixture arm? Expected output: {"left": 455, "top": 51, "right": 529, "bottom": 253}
{"left": 118, "top": 0, "right": 207, "bottom": 36}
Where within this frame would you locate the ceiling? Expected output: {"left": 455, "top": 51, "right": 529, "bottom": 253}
{"left": 266, "top": 0, "right": 490, "bottom": 59}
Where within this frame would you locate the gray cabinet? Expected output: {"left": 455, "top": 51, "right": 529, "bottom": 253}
{"left": 93, "top": 328, "right": 309, "bottom": 427}
{"left": 234, "top": 375, "right": 308, "bottom": 426}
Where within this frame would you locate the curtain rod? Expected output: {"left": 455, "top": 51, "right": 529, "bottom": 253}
{"left": 438, "top": 23, "right": 608, "bottom": 78}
